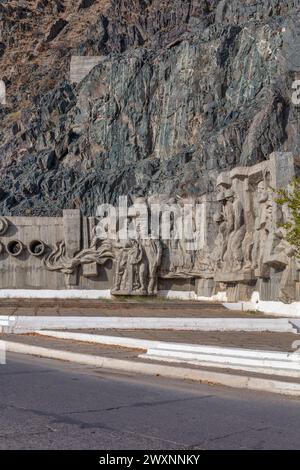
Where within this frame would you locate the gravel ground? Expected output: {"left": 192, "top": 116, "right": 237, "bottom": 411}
{"left": 0, "top": 298, "right": 273, "bottom": 318}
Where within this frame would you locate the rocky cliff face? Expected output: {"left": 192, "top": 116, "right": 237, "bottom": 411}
{"left": 0, "top": 0, "right": 299, "bottom": 215}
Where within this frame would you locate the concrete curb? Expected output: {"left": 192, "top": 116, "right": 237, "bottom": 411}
{"left": 142, "top": 350, "right": 300, "bottom": 378}
{"left": 4, "top": 340, "right": 300, "bottom": 397}
{"left": 38, "top": 330, "right": 300, "bottom": 378}
{"left": 2, "top": 316, "right": 297, "bottom": 334}
{"left": 36, "top": 330, "right": 298, "bottom": 359}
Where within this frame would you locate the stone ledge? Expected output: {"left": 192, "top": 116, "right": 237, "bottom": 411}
{"left": 214, "top": 272, "right": 256, "bottom": 283}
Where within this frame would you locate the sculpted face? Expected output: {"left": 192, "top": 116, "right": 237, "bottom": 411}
{"left": 257, "top": 181, "right": 268, "bottom": 204}
{"left": 216, "top": 190, "right": 226, "bottom": 202}
{"left": 224, "top": 189, "right": 235, "bottom": 202}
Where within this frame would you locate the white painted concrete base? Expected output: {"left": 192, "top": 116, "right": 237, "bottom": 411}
{"left": 158, "top": 290, "right": 196, "bottom": 301}
{"left": 143, "top": 349, "right": 300, "bottom": 378}
{"left": 223, "top": 291, "right": 300, "bottom": 318}
{"left": 0, "top": 288, "right": 224, "bottom": 302}
{"left": 5, "top": 340, "right": 300, "bottom": 396}
{"left": 0, "top": 289, "right": 112, "bottom": 299}
{"left": 158, "top": 290, "right": 228, "bottom": 302}
{"left": 196, "top": 292, "right": 228, "bottom": 302}
{"left": 0, "top": 289, "right": 203, "bottom": 301}
{"left": 0, "top": 288, "right": 300, "bottom": 318}
{"left": 2, "top": 316, "right": 296, "bottom": 334}
{"left": 160, "top": 289, "right": 300, "bottom": 317}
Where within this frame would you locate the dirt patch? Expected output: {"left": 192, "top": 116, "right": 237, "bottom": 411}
{"left": 0, "top": 298, "right": 273, "bottom": 318}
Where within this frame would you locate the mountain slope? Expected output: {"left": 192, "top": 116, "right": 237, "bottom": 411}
{"left": 0, "top": 0, "right": 299, "bottom": 215}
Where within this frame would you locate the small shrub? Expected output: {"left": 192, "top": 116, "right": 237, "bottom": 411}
{"left": 276, "top": 177, "right": 300, "bottom": 258}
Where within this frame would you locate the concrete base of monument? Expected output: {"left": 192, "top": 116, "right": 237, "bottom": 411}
{"left": 1, "top": 289, "right": 300, "bottom": 318}
{"left": 159, "top": 289, "right": 300, "bottom": 318}
{"left": 0, "top": 289, "right": 225, "bottom": 301}
{"left": 223, "top": 292, "right": 300, "bottom": 318}
{"left": 159, "top": 290, "right": 228, "bottom": 302}
{"left": 0, "top": 289, "right": 112, "bottom": 299}
{"left": 160, "top": 289, "right": 300, "bottom": 318}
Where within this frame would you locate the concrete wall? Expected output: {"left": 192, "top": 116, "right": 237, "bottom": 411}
{"left": 0, "top": 214, "right": 114, "bottom": 291}
{"left": 70, "top": 56, "right": 103, "bottom": 84}
{"left": 0, "top": 217, "right": 65, "bottom": 289}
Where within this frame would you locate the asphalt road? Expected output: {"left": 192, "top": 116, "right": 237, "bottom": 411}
{"left": 0, "top": 353, "right": 300, "bottom": 450}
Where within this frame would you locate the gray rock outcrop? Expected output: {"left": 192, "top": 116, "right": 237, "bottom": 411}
{"left": 0, "top": 0, "right": 299, "bottom": 216}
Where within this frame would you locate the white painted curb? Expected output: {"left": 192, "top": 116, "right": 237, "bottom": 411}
{"left": 2, "top": 316, "right": 297, "bottom": 334}
{"left": 5, "top": 340, "right": 300, "bottom": 396}
{"left": 142, "top": 350, "right": 300, "bottom": 378}
{"left": 36, "top": 329, "right": 298, "bottom": 360}
{"left": 37, "top": 330, "right": 300, "bottom": 378}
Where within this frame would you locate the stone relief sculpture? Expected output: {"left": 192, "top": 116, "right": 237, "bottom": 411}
{"left": 211, "top": 152, "right": 298, "bottom": 301}
{"left": 225, "top": 188, "right": 246, "bottom": 272}
{"left": 241, "top": 179, "right": 255, "bottom": 274}
{"left": 252, "top": 180, "right": 273, "bottom": 277}
{"left": 266, "top": 203, "right": 297, "bottom": 304}
{"left": 143, "top": 239, "right": 163, "bottom": 295}
{"left": 212, "top": 192, "right": 228, "bottom": 269}
{"left": 44, "top": 239, "right": 115, "bottom": 275}
{"left": 0, "top": 217, "right": 9, "bottom": 236}
{"left": 112, "top": 239, "right": 147, "bottom": 295}
{"left": 43, "top": 230, "right": 163, "bottom": 296}
{"left": 0, "top": 152, "right": 298, "bottom": 304}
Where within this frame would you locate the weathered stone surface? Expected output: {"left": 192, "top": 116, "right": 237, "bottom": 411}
{"left": 0, "top": 1, "right": 299, "bottom": 218}
{"left": 46, "top": 19, "right": 68, "bottom": 43}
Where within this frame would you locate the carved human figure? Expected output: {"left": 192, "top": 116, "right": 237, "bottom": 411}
{"left": 212, "top": 192, "right": 228, "bottom": 269}
{"left": 278, "top": 243, "right": 296, "bottom": 304}
{"left": 143, "top": 239, "right": 162, "bottom": 295}
{"left": 261, "top": 197, "right": 293, "bottom": 272}
{"left": 223, "top": 188, "right": 246, "bottom": 272}
{"left": 241, "top": 179, "right": 255, "bottom": 272}
{"left": 111, "top": 238, "right": 149, "bottom": 294}
{"left": 128, "top": 240, "right": 147, "bottom": 294}
{"left": 112, "top": 241, "right": 132, "bottom": 293}
{"left": 252, "top": 181, "right": 272, "bottom": 273}
{"left": 218, "top": 189, "right": 235, "bottom": 270}
{"left": 272, "top": 204, "right": 297, "bottom": 303}
{"left": 90, "top": 219, "right": 102, "bottom": 249}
